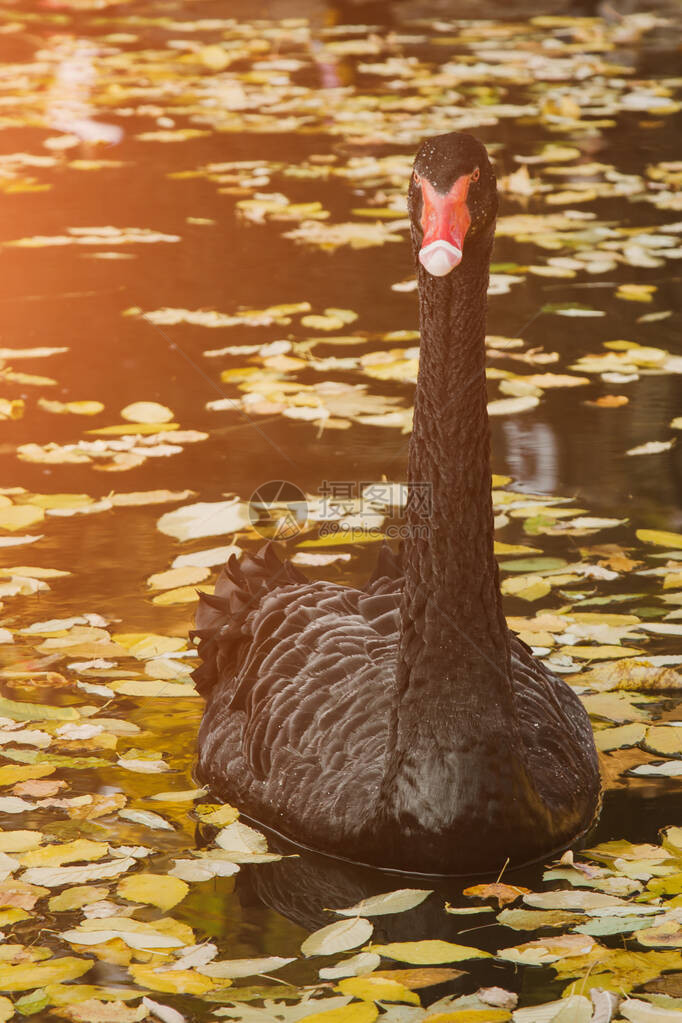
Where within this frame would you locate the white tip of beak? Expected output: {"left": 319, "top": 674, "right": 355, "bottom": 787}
{"left": 419, "top": 240, "right": 462, "bottom": 277}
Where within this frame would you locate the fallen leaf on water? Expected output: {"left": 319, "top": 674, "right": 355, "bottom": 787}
{"left": 334, "top": 889, "right": 432, "bottom": 918}
{"left": 636, "top": 921, "right": 682, "bottom": 948}
{"left": 512, "top": 995, "right": 592, "bottom": 1023}
{"left": 636, "top": 529, "right": 682, "bottom": 550}
{"left": 199, "top": 956, "right": 296, "bottom": 979}
{"left": 0, "top": 956, "right": 93, "bottom": 991}
{"left": 587, "top": 394, "right": 629, "bottom": 408}
{"left": 488, "top": 396, "right": 539, "bottom": 416}
{"left": 497, "top": 933, "right": 596, "bottom": 966}
{"left": 121, "top": 402, "right": 174, "bottom": 424}
{"left": 157, "top": 499, "right": 251, "bottom": 541}
{"left": 0, "top": 505, "right": 45, "bottom": 532}
{"left": 366, "top": 940, "right": 490, "bottom": 964}
{"left": 630, "top": 761, "right": 682, "bottom": 778}
{"left": 117, "top": 874, "right": 188, "bottom": 911}
{"left": 22, "top": 856, "right": 136, "bottom": 887}
{"left": 301, "top": 1005, "right": 378, "bottom": 1023}
{"left": 302, "top": 918, "right": 374, "bottom": 957}
{"left": 627, "top": 440, "right": 675, "bottom": 456}
{"left": 118, "top": 809, "right": 173, "bottom": 831}
{"left": 619, "top": 998, "right": 682, "bottom": 1023}
{"left": 129, "top": 964, "right": 217, "bottom": 995}
{"left": 146, "top": 565, "right": 210, "bottom": 590}
{"left": 52, "top": 998, "right": 147, "bottom": 1022}
{"left": 19, "top": 839, "right": 108, "bottom": 868}
{"left": 463, "top": 883, "right": 530, "bottom": 907}
{"left": 336, "top": 976, "right": 420, "bottom": 1006}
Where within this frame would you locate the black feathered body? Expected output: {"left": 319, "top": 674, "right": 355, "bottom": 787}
{"left": 194, "top": 545, "right": 600, "bottom": 874}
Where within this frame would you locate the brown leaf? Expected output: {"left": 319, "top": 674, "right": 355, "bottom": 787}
{"left": 68, "top": 793, "right": 127, "bottom": 820}
{"left": 0, "top": 880, "right": 50, "bottom": 910}
{"left": 12, "top": 779, "right": 67, "bottom": 798}
{"left": 463, "top": 883, "right": 531, "bottom": 907}
{"left": 53, "top": 998, "right": 148, "bottom": 1023}
{"left": 586, "top": 395, "right": 629, "bottom": 408}
{"left": 371, "top": 968, "right": 464, "bottom": 989}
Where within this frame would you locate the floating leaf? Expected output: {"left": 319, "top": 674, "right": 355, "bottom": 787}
{"left": 367, "top": 941, "right": 490, "bottom": 964}
{"left": 302, "top": 918, "right": 374, "bottom": 957}
{"left": 128, "top": 964, "right": 216, "bottom": 995}
{"left": 117, "top": 874, "right": 188, "bottom": 910}
{"left": 334, "top": 889, "right": 432, "bottom": 918}
{"left": 0, "top": 956, "right": 93, "bottom": 991}
{"left": 22, "top": 856, "right": 136, "bottom": 887}
{"left": 636, "top": 530, "right": 682, "bottom": 550}
{"left": 200, "top": 956, "right": 296, "bottom": 979}
{"left": 157, "top": 500, "right": 251, "bottom": 541}
{"left": 299, "top": 1004, "right": 379, "bottom": 1023}
{"left": 497, "top": 933, "right": 595, "bottom": 965}
{"left": 463, "top": 883, "right": 530, "bottom": 907}
{"left": 336, "top": 977, "right": 420, "bottom": 1006}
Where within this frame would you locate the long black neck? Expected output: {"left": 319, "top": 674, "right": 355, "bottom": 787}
{"left": 375, "top": 226, "right": 536, "bottom": 872}
{"left": 397, "top": 226, "right": 511, "bottom": 703}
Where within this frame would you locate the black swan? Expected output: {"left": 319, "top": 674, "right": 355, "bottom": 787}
{"left": 193, "top": 132, "right": 601, "bottom": 875}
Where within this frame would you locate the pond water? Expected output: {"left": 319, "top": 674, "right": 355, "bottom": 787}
{"left": 0, "top": 0, "right": 681, "bottom": 1020}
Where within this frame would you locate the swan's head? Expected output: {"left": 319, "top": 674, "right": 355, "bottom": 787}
{"left": 408, "top": 132, "right": 497, "bottom": 278}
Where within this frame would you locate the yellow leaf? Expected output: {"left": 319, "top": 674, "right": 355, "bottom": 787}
{"left": 0, "top": 956, "right": 92, "bottom": 991}
{"left": 636, "top": 920, "right": 682, "bottom": 948}
{"left": 425, "top": 1012, "right": 510, "bottom": 1023}
{"left": 146, "top": 566, "right": 209, "bottom": 590}
{"left": 494, "top": 542, "right": 540, "bottom": 555}
{"left": 38, "top": 399, "right": 105, "bottom": 416}
{"left": 498, "top": 933, "right": 595, "bottom": 965}
{"left": 20, "top": 840, "right": 109, "bottom": 868}
{"left": 302, "top": 1004, "right": 379, "bottom": 1023}
{"left": 0, "top": 505, "right": 45, "bottom": 532}
{"left": 337, "top": 977, "right": 420, "bottom": 1005}
{"left": 0, "top": 764, "right": 55, "bottom": 785}
{"left": 49, "top": 886, "right": 103, "bottom": 912}
{"left": 128, "top": 963, "right": 217, "bottom": 994}
{"left": 636, "top": 528, "right": 682, "bottom": 550}
{"left": 367, "top": 941, "right": 490, "bottom": 964}
{"left": 87, "top": 423, "right": 179, "bottom": 436}
{"left": 152, "top": 585, "right": 210, "bottom": 605}
{"left": 0, "top": 996, "right": 12, "bottom": 1023}
{"left": 26, "top": 493, "right": 93, "bottom": 510}
{"left": 501, "top": 576, "right": 551, "bottom": 601}
{"left": 562, "top": 645, "right": 643, "bottom": 659}
{"left": 195, "top": 803, "right": 240, "bottom": 826}
{"left": 301, "top": 314, "right": 347, "bottom": 331}
{"left": 108, "top": 679, "right": 197, "bottom": 698}
{"left": 117, "top": 874, "right": 188, "bottom": 911}
{"left": 111, "top": 634, "right": 186, "bottom": 657}
{"left": 644, "top": 726, "right": 682, "bottom": 757}
{"left": 120, "top": 402, "right": 174, "bottom": 424}
{"left": 0, "top": 831, "right": 43, "bottom": 853}
{"left": 0, "top": 909, "right": 29, "bottom": 926}
{"left": 616, "top": 283, "right": 657, "bottom": 302}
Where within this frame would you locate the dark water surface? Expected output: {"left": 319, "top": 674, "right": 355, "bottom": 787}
{"left": 0, "top": 0, "right": 681, "bottom": 1018}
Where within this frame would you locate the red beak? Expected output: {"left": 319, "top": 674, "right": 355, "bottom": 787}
{"left": 418, "top": 174, "right": 472, "bottom": 277}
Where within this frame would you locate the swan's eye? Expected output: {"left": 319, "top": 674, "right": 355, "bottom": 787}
{"left": 471, "top": 167, "right": 480, "bottom": 182}
{"left": 413, "top": 171, "right": 421, "bottom": 185}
